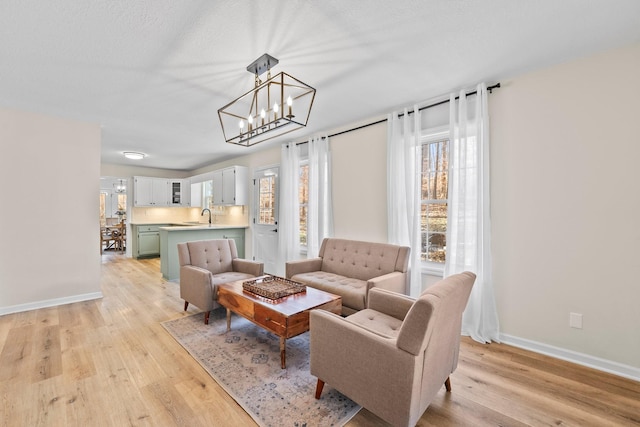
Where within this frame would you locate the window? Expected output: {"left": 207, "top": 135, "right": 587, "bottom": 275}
{"left": 421, "top": 135, "right": 449, "bottom": 264}
{"left": 298, "top": 162, "right": 309, "bottom": 246}
{"left": 258, "top": 175, "right": 276, "bottom": 225}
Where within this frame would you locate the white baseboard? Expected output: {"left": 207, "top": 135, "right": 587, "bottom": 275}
{"left": 0, "top": 292, "right": 103, "bottom": 317}
{"left": 500, "top": 333, "right": 640, "bottom": 383}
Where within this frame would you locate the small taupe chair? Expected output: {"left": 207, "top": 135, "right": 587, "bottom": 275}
{"left": 178, "top": 239, "right": 264, "bottom": 324}
{"left": 310, "top": 271, "right": 476, "bottom": 427}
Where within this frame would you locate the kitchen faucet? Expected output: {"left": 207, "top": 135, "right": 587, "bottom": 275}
{"left": 201, "top": 208, "right": 212, "bottom": 224}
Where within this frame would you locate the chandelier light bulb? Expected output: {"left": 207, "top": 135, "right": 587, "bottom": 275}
{"left": 239, "top": 119, "right": 244, "bottom": 129}
{"left": 248, "top": 115, "right": 253, "bottom": 124}
{"left": 287, "top": 96, "right": 293, "bottom": 118}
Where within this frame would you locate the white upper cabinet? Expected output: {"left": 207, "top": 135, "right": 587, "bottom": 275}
{"left": 212, "top": 166, "right": 248, "bottom": 205}
{"left": 168, "top": 179, "right": 190, "bottom": 206}
{"left": 190, "top": 181, "right": 202, "bottom": 208}
{"left": 134, "top": 177, "right": 169, "bottom": 207}
{"left": 212, "top": 170, "right": 224, "bottom": 205}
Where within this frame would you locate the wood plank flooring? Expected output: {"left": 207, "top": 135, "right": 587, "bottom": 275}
{"left": 1, "top": 253, "right": 638, "bottom": 426}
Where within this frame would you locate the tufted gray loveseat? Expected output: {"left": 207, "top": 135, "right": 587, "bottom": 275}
{"left": 285, "top": 238, "right": 410, "bottom": 315}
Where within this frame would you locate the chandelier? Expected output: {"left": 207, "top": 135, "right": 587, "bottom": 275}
{"left": 114, "top": 179, "right": 126, "bottom": 193}
{"left": 218, "top": 53, "right": 316, "bottom": 147}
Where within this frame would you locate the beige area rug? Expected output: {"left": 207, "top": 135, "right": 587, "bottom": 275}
{"left": 161, "top": 308, "right": 361, "bottom": 427}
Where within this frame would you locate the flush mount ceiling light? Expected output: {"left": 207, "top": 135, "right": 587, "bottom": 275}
{"left": 123, "top": 151, "right": 145, "bottom": 160}
{"left": 218, "top": 53, "right": 316, "bottom": 147}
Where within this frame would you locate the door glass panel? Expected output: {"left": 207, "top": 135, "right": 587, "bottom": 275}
{"left": 258, "top": 176, "right": 276, "bottom": 225}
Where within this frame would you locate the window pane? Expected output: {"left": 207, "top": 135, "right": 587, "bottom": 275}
{"left": 299, "top": 205, "right": 307, "bottom": 245}
{"left": 299, "top": 164, "right": 309, "bottom": 246}
{"left": 299, "top": 164, "right": 308, "bottom": 205}
{"left": 422, "top": 140, "right": 449, "bottom": 200}
{"left": 258, "top": 176, "right": 275, "bottom": 225}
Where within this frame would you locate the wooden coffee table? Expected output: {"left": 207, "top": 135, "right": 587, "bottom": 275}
{"left": 217, "top": 279, "right": 342, "bottom": 369}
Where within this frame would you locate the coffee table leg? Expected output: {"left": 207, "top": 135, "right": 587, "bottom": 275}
{"left": 280, "top": 337, "right": 286, "bottom": 369}
{"left": 226, "top": 308, "right": 231, "bottom": 332}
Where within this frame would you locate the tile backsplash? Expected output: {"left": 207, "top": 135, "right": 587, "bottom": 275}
{"left": 130, "top": 206, "right": 249, "bottom": 225}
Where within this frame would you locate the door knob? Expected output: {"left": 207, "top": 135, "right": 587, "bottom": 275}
{"left": 271, "top": 229, "right": 278, "bottom": 232}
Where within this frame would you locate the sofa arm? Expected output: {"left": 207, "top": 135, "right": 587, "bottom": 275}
{"left": 232, "top": 258, "right": 264, "bottom": 277}
{"left": 367, "top": 271, "right": 407, "bottom": 297}
{"left": 285, "top": 257, "right": 323, "bottom": 278}
{"left": 367, "top": 288, "right": 416, "bottom": 321}
{"left": 180, "top": 265, "right": 216, "bottom": 310}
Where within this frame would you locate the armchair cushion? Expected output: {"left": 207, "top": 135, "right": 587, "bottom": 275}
{"left": 346, "top": 309, "right": 403, "bottom": 339}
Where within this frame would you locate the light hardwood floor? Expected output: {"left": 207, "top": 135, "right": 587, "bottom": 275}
{"left": 1, "top": 253, "right": 638, "bottom": 426}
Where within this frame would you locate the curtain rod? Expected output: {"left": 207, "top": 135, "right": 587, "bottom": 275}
{"left": 295, "top": 82, "right": 500, "bottom": 144}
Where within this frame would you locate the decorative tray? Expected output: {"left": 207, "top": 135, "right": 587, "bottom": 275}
{"left": 242, "top": 275, "right": 306, "bottom": 300}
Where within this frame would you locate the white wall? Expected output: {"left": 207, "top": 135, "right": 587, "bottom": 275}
{"left": 490, "top": 43, "right": 640, "bottom": 369}
{"left": 0, "top": 108, "right": 102, "bottom": 313}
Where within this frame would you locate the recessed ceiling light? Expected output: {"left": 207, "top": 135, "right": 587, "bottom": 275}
{"left": 123, "top": 151, "right": 145, "bottom": 160}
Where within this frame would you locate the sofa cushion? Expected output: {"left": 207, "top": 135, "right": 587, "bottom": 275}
{"left": 346, "top": 308, "right": 403, "bottom": 339}
{"left": 291, "top": 271, "right": 367, "bottom": 311}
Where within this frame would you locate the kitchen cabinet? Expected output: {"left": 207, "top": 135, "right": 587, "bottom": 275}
{"left": 132, "top": 224, "right": 169, "bottom": 258}
{"left": 212, "top": 166, "right": 248, "bottom": 205}
{"left": 212, "top": 170, "right": 223, "bottom": 205}
{"left": 190, "top": 181, "right": 202, "bottom": 208}
{"left": 169, "top": 179, "right": 190, "bottom": 206}
{"left": 134, "top": 177, "right": 169, "bottom": 207}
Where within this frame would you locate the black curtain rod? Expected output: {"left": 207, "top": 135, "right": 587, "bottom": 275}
{"left": 296, "top": 82, "right": 500, "bottom": 144}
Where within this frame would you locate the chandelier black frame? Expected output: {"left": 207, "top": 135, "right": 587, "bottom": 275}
{"left": 218, "top": 53, "right": 316, "bottom": 147}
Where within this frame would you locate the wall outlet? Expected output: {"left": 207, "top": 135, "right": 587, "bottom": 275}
{"left": 569, "top": 312, "right": 583, "bottom": 329}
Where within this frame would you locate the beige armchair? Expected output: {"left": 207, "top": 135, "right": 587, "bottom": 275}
{"left": 310, "top": 271, "right": 476, "bottom": 427}
{"left": 178, "top": 239, "right": 263, "bottom": 324}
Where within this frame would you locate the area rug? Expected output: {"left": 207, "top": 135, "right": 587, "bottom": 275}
{"left": 161, "top": 308, "right": 361, "bottom": 427}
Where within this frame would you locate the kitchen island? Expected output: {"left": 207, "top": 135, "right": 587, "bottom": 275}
{"left": 159, "top": 224, "right": 248, "bottom": 281}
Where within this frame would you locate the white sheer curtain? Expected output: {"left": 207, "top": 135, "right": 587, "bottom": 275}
{"left": 306, "top": 136, "right": 333, "bottom": 257}
{"left": 387, "top": 107, "right": 422, "bottom": 297}
{"left": 278, "top": 142, "right": 300, "bottom": 274}
{"left": 445, "top": 83, "right": 500, "bottom": 343}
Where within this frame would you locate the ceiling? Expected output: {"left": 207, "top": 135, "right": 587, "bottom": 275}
{"left": 2, "top": 1, "right": 639, "bottom": 171}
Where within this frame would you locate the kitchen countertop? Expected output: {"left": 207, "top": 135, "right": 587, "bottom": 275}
{"left": 158, "top": 223, "right": 249, "bottom": 231}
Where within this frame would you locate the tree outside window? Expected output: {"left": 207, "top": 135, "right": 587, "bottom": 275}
{"left": 299, "top": 162, "right": 309, "bottom": 246}
{"left": 421, "top": 138, "right": 449, "bottom": 263}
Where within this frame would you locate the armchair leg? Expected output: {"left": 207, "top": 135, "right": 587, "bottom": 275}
{"left": 315, "top": 379, "right": 325, "bottom": 399}
{"left": 204, "top": 311, "right": 210, "bottom": 325}
{"left": 184, "top": 301, "right": 189, "bottom": 311}
{"left": 445, "top": 376, "right": 452, "bottom": 392}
